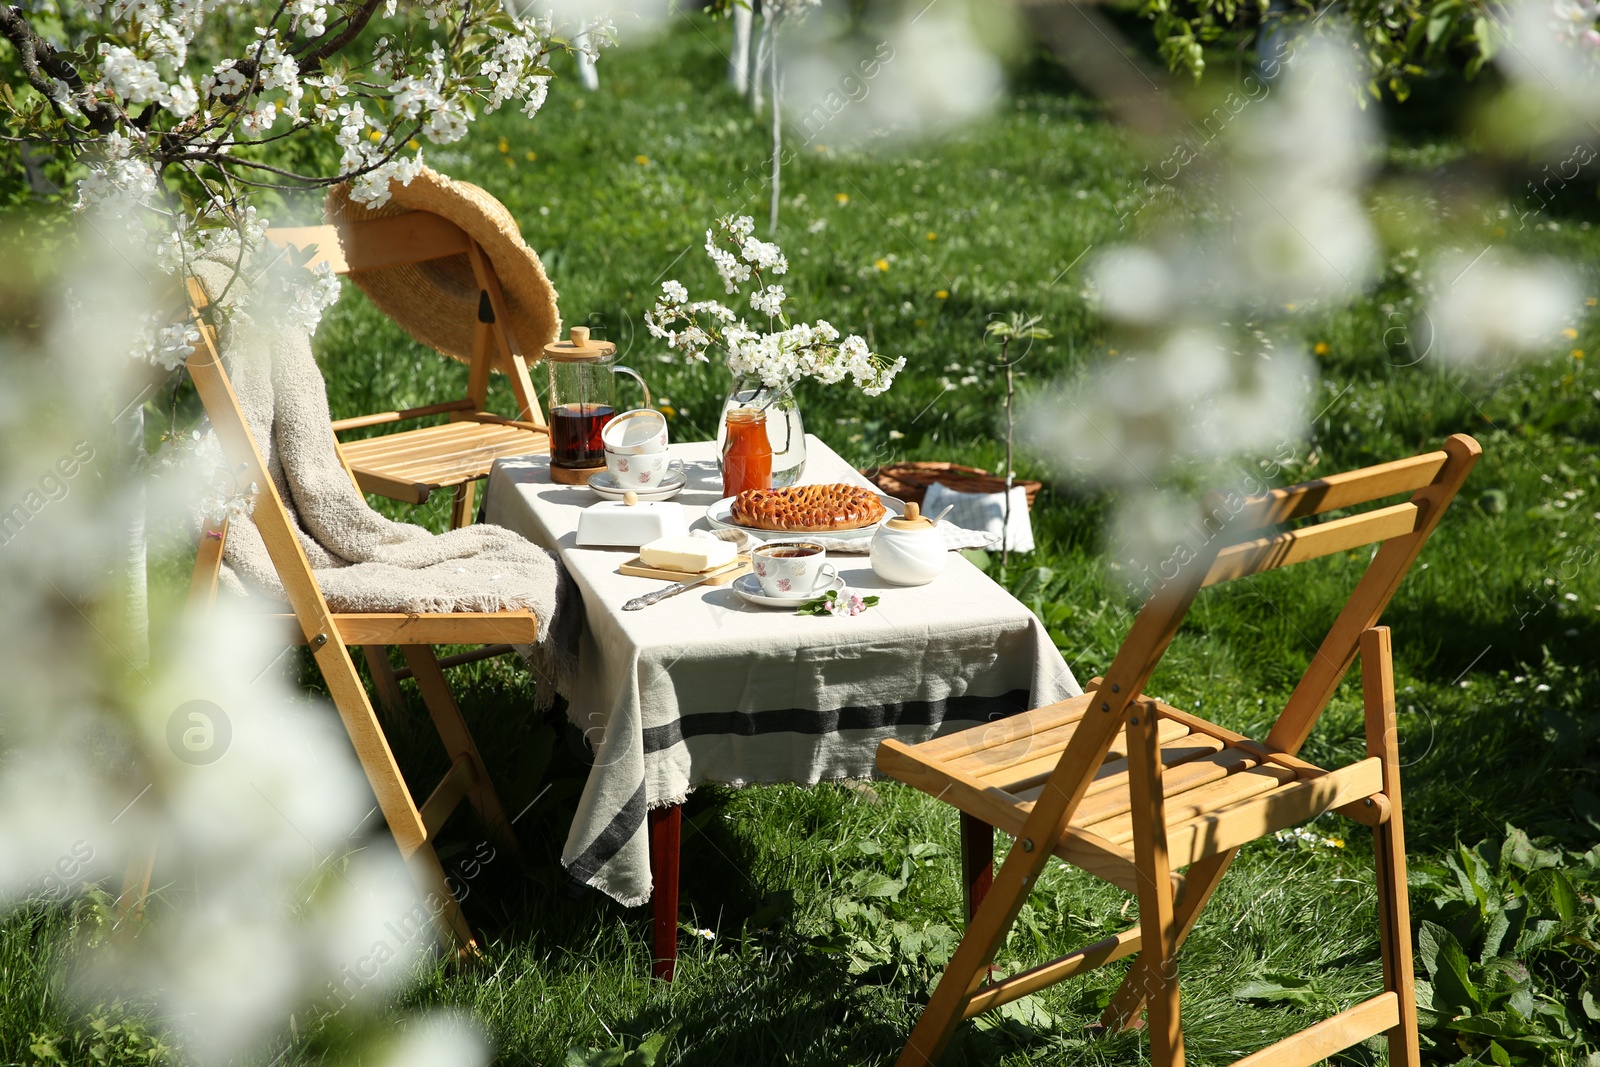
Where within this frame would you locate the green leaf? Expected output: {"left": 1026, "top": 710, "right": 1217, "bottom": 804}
{"left": 1233, "top": 971, "right": 1321, "bottom": 1006}
{"left": 1547, "top": 871, "right": 1580, "bottom": 925}
{"left": 1419, "top": 921, "right": 1480, "bottom": 1011}
{"left": 1489, "top": 1039, "right": 1513, "bottom": 1067}
{"left": 851, "top": 871, "right": 906, "bottom": 899}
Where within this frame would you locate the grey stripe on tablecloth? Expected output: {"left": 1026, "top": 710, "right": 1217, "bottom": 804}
{"left": 641, "top": 690, "right": 1031, "bottom": 753}
{"left": 568, "top": 781, "right": 649, "bottom": 884}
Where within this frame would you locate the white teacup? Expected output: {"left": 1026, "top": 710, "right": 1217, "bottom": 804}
{"left": 606, "top": 447, "right": 677, "bottom": 489}
{"left": 602, "top": 409, "right": 669, "bottom": 454}
{"left": 750, "top": 541, "right": 837, "bottom": 598}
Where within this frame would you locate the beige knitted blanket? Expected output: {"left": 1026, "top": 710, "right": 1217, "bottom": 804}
{"left": 194, "top": 259, "right": 579, "bottom": 696}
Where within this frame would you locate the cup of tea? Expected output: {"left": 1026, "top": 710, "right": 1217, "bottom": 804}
{"left": 601, "top": 409, "right": 669, "bottom": 455}
{"left": 607, "top": 447, "right": 677, "bottom": 489}
{"left": 750, "top": 541, "right": 837, "bottom": 597}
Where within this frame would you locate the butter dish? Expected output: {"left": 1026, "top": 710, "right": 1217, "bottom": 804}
{"left": 575, "top": 498, "right": 689, "bottom": 548}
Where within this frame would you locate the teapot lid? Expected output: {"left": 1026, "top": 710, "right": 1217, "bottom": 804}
{"left": 886, "top": 501, "right": 937, "bottom": 530}
{"left": 544, "top": 326, "right": 616, "bottom": 362}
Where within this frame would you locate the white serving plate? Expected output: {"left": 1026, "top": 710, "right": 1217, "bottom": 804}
{"left": 588, "top": 470, "right": 686, "bottom": 501}
{"left": 706, "top": 494, "right": 902, "bottom": 541}
{"left": 732, "top": 572, "right": 846, "bottom": 608}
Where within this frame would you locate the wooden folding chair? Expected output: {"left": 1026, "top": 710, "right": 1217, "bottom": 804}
{"left": 265, "top": 210, "right": 548, "bottom": 531}
{"left": 126, "top": 277, "right": 539, "bottom": 950}
{"left": 877, "top": 434, "right": 1481, "bottom": 1066}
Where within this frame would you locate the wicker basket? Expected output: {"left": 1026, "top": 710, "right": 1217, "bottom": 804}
{"left": 861, "top": 461, "right": 1042, "bottom": 511}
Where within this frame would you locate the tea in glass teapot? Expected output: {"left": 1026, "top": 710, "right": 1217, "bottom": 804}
{"left": 543, "top": 326, "right": 650, "bottom": 483}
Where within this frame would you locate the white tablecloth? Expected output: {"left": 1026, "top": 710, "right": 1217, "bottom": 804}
{"left": 485, "top": 435, "right": 1080, "bottom": 905}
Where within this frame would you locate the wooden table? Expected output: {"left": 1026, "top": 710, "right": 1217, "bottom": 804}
{"left": 484, "top": 435, "right": 1080, "bottom": 978}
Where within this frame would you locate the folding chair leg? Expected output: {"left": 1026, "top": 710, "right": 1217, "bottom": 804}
{"left": 116, "top": 842, "right": 158, "bottom": 929}
{"left": 960, "top": 813, "right": 994, "bottom": 923}
{"left": 450, "top": 481, "right": 477, "bottom": 530}
{"left": 399, "top": 645, "right": 522, "bottom": 861}
{"left": 1101, "top": 849, "right": 1236, "bottom": 1033}
{"left": 362, "top": 645, "right": 405, "bottom": 716}
{"left": 1126, "top": 709, "right": 1185, "bottom": 1066}
{"left": 405, "top": 837, "right": 477, "bottom": 952}
{"left": 1363, "top": 627, "right": 1421, "bottom": 1067}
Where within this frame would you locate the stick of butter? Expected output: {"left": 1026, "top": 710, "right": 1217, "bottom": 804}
{"left": 639, "top": 534, "right": 738, "bottom": 573}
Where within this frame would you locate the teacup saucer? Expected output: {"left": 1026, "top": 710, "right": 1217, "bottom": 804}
{"left": 732, "top": 572, "right": 845, "bottom": 608}
{"left": 588, "top": 469, "right": 686, "bottom": 501}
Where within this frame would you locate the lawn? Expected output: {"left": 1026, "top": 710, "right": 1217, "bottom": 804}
{"left": 8, "top": 13, "right": 1600, "bottom": 1067}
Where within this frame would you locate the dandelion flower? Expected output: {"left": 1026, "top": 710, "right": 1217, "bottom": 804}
{"left": 926, "top": 231, "right": 937, "bottom": 241}
{"left": 636, "top": 154, "right": 650, "bottom": 165}
{"left": 1563, "top": 327, "right": 1580, "bottom": 339}
{"left": 836, "top": 193, "right": 849, "bottom": 204}
{"left": 1314, "top": 342, "right": 1331, "bottom": 356}
{"left": 875, "top": 258, "right": 889, "bottom": 272}
{"left": 936, "top": 289, "right": 949, "bottom": 300}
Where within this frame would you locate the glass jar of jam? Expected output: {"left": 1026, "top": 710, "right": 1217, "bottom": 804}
{"left": 722, "top": 407, "right": 773, "bottom": 497}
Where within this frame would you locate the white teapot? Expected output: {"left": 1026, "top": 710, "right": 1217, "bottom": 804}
{"left": 870, "top": 501, "right": 946, "bottom": 586}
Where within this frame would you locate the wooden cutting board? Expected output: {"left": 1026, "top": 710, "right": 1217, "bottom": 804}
{"left": 617, "top": 555, "right": 751, "bottom": 585}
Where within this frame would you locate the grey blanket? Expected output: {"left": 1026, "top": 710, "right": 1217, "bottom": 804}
{"left": 193, "top": 258, "right": 580, "bottom": 698}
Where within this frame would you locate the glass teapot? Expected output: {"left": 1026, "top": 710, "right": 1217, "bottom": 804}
{"left": 543, "top": 326, "right": 650, "bottom": 481}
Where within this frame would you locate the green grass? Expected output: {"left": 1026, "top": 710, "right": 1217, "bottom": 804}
{"left": 9, "top": 15, "right": 1600, "bottom": 1067}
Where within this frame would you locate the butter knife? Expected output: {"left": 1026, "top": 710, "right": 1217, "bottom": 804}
{"left": 623, "top": 570, "right": 718, "bottom": 611}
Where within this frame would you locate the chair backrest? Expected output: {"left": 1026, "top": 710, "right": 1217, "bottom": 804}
{"left": 181, "top": 277, "right": 427, "bottom": 848}
{"left": 1031, "top": 436, "right": 1480, "bottom": 828}
{"left": 264, "top": 212, "right": 547, "bottom": 427}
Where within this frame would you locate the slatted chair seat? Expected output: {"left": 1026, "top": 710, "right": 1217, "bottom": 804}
{"left": 881, "top": 687, "right": 1386, "bottom": 900}
{"left": 337, "top": 419, "right": 549, "bottom": 505}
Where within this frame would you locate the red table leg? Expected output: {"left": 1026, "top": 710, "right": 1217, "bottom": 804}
{"left": 960, "top": 812, "right": 994, "bottom": 923}
{"left": 648, "top": 803, "right": 681, "bottom": 981}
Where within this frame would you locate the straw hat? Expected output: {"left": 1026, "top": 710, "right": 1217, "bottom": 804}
{"left": 325, "top": 167, "right": 560, "bottom": 366}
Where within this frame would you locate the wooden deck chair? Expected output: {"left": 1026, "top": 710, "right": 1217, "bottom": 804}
{"left": 265, "top": 202, "right": 551, "bottom": 531}
{"left": 877, "top": 435, "right": 1481, "bottom": 1066}
{"left": 133, "top": 277, "right": 539, "bottom": 950}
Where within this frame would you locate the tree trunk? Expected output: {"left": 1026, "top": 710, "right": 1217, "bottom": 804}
{"left": 729, "top": 3, "right": 753, "bottom": 95}
{"left": 117, "top": 403, "right": 149, "bottom": 669}
{"left": 769, "top": 24, "right": 782, "bottom": 234}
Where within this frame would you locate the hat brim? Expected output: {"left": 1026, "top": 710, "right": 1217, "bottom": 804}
{"left": 325, "top": 168, "right": 560, "bottom": 368}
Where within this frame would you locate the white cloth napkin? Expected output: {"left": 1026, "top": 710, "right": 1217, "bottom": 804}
{"left": 923, "top": 481, "right": 1035, "bottom": 554}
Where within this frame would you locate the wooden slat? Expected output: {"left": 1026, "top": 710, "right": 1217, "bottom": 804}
{"left": 1166, "top": 758, "right": 1384, "bottom": 867}
{"left": 1204, "top": 503, "right": 1420, "bottom": 586}
{"left": 1363, "top": 627, "right": 1421, "bottom": 1067}
{"left": 1091, "top": 763, "right": 1298, "bottom": 845}
{"left": 340, "top": 421, "right": 497, "bottom": 461}
{"left": 916, "top": 694, "right": 1093, "bottom": 760}
{"left": 1058, "top": 743, "right": 1253, "bottom": 827}
{"left": 975, "top": 717, "right": 1191, "bottom": 791}
{"left": 187, "top": 519, "right": 228, "bottom": 609}
{"left": 266, "top": 611, "right": 539, "bottom": 646}
{"left": 1005, "top": 732, "right": 1230, "bottom": 805}
{"left": 1126, "top": 704, "right": 1184, "bottom": 1062}
{"left": 420, "top": 754, "right": 476, "bottom": 841}
{"left": 350, "top": 468, "right": 433, "bottom": 504}
{"left": 391, "top": 644, "right": 515, "bottom": 681}
{"left": 1230, "top": 451, "right": 1447, "bottom": 529}
{"left": 962, "top": 927, "right": 1143, "bottom": 1019}
{"left": 331, "top": 398, "right": 477, "bottom": 432}
{"left": 877, "top": 740, "right": 1029, "bottom": 836}
{"left": 265, "top": 225, "right": 349, "bottom": 273}
{"left": 1229, "top": 993, "right": 1399, "bottom": 1067}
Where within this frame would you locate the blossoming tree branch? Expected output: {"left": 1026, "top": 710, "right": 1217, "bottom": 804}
{"left": 1, "top": 0, "right": 612, "bottom": 359}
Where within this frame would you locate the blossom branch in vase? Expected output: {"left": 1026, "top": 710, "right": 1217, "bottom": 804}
{"left": 644, "top": 214, "right": 905, "bottom": 397}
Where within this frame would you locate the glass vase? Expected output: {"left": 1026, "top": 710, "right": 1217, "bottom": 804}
{"left": 715, "top": 377, "right": 806, "bottom": 487}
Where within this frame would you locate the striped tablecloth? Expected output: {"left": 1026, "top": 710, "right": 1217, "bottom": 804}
{"left": 484, "top": 435, "right": 1080, "bottom": 906}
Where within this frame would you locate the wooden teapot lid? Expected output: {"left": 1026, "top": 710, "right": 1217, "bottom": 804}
{"left": 886, "top": 501, "right": 936, "bottom": 530}
{"left": 543, "top": 325, "right": 616, "bottom": 362}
